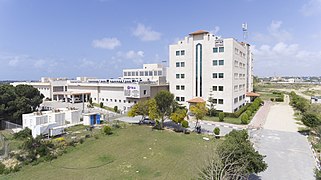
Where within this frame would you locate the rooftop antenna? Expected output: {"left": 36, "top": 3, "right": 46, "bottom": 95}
{"left": 242, "top": 23, "right": 248, "bottom": 41}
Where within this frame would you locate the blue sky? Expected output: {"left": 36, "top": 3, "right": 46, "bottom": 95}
{"left": 0, "top": 0, "right": 321, "bottom": 80}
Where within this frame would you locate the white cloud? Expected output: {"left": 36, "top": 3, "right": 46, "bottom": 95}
{"left": 117, "top": 50, "right": 144, "bottom": 59}
{"left": 301, "top": 0, "right": 321, "bottom": 16}
{"left": 252, "top": 42, "right": 321, "bottom": 76}
{"left": 92, "top": 37, "right": 121, "bottom": 50}
{"left": 34, "top": 59, "right": 46, "bottom": 68}
{"left": 132, "top": 23, "right": 161, "bottom": 41}
{"left": 8, "top": 57, "right": 20, "bottom": 67}
{"left": 253, "top": 20, "right": 292, "bottom": 43}
{"left": 209, "top": 26, "right": 220, "bottom": 35}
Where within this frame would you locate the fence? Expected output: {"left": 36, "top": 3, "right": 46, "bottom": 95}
{"left": 0, "top": 120, "right": 22, "bottom": 130}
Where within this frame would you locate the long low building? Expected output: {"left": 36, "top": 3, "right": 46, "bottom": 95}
{"left": 11, "top": 64, "right": 169, "bottom": 112}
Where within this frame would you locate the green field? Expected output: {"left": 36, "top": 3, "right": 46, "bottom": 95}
{"left": 1, "top": 125, "right": 216, "bottom": 180}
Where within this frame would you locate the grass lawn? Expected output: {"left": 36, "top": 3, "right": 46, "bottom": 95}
{"left": 257, "top": 91, "right": 283, "bottom": 101}
{"left": 1, "top": 125, "right": 217, "bottom": 180}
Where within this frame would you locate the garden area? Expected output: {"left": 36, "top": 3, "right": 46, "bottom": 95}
{"left": 1, "top": 125, "right": 215, "bottom": 179}
{"left": 204, "top": 97, "right": 264, "bottom": 125}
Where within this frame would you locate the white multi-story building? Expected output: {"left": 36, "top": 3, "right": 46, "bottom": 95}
{"left": 168, "top": 30, "right": 253, "bottom": 113}
{"left": 123, "top": 64, "right": 167, "bottom": 84}
{"left": 11, "top": 64, "right": 169, "bottom": 112}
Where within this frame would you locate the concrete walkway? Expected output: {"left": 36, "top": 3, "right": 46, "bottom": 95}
{"left": 251, "top": 95, "right": 315, "bottom": 180}
{"left": 249, "top": 101, "right": 272, "bottom": 129}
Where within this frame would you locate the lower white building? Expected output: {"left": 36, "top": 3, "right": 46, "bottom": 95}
{"left": 11, "top": 64, "right": 169, "bottom": 113}
{"left": 22, "top": 108, "right": 81, "bottom": 137}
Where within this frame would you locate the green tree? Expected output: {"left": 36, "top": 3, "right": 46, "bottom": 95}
{"left": 181, "top": 120, "right": 189, "bottom": 128}
{"left": 113, "top": 106, "right": 118, "bottom": 113}
{"left": 0, "top": 84, "right": 43, "bottom": 125}
{"left": 199, "top": 130, "right": 267, "bottom": 179}
{"left": 154, "top": 90, "right": 175, "bottom": 129}
{"left": 88, "top": 98, "right": 93, "bottom": 105}
{"left": 190, "top": 102, "right": 208, "bottom": 127}
{"left": 128, "top": 100, "right": 150, "bottom": 123}
{"left": 213, "top": 127, "right": 220, "bottom": 136}
{"left": 170, "top": 108, "right": 187, "bottom": 125}
{"left": 99, "top": 102, "right": 104, "bottom": 108}
{"left": 207, "top": 97, "right": 216, "bottom": 117}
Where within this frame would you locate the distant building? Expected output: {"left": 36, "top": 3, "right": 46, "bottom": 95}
{"left": 11, "top": 64, "right": 169, "bottom": 112}
{"left": 311, "top": 96, "right": 321, "bottom": 104}
{"left": 167, "top": 30, "right": 253, "bottom": 112}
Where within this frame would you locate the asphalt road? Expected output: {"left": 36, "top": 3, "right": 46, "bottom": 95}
{"left": 251, "top": 96, "right": 315, "bottom": 180}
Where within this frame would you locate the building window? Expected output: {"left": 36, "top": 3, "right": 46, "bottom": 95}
{"left": 180, "top": 74, "right": 185, "bottom": 79}
{"left": 124, "top": 72, "right": 128, "bottom": 76}
{"left": 243, "top": 94, "right": 245, "bottom": 99}
{"left": 219, "top": 86, "right": 223, "bottom": 91}
{"left": 176, "top": 74, "right": 180, "bottom": 79}
{"left": 176, "top": 51, "right": 180, "bottom": 56}
{"left": 213, "top": 47, "right": 218, "bottom": 53}
{"left": 181, "top": 85, "right": 185, "bottom": 90}
{"left": 213, "top": 99, "right": 218, "bottom": 104}
{"left": 181, "top": 50, "right": 185, "bottom": 55}
{"left": 234, "top": 97, "right": 238, "bottom": 103}
{"left": 213, "top": 60, "right": 218, "bottom": 66}
{"left": 144, "top": 71, "right": 148, "bottom": 76}
{"left": 123, "top": 100, "right": 126, "bottom": 103}
{"left": 139, "top": 71, "right": 144, "bottom": 76}
{"left": 180, "top": 62, "right": 185, "bottom": 67}
{"left": 234, "top": 85, "right": 238, "bottom": 92}
{"left": 136, "top": 71, "right": 139, "bottom": 76}
{"left": 218, "top": 73, "right": 224, "bottom": 78}
{"left": 176, "top": 85, "right": 180, "bottom": 90}
{"left": 154, "top": 71, "right": 157, "bottom": 76}
{"left": 110, "top": 99, "right": 112, "bottom": 101}
{"left": 176, "top": 62, "right": 180, "bottom": 67}
{"left": 181, "top": 97, "right": 185, "bottom": 102}
{"left": 149, "top": 71, "right": 153, "bottom": 76}
{"left": 219, "top": 47, "right": 224, "bottom": 52}
{"left": 143, "top": 90, "right": 147, "bottom": 95}
{"left": 119, "top": 100, "right": 121, "bottom": 102}
{"left": 213, "top": 86, "right": 218, "bottom": 91}
{"left": 94, "top": 98, "right": 96, "bottom": 100}
{"left": 176, "top": 97, "right": 180, "bottom": 101}
{"left": 134, "top": 101, "right": 137, "bottom": 104}
{"left": 158, "top": 71, "right": 162, "bottom": 76}
{"left": 219, "top": 60, "right": 224, "bottom": 65}
{"left": 218, "top": 99, "right": 224, "bottom": 104}
{"left": 114, "top": 99, "right": 117, "bottom": 102}
{"left": 213, "top": 73, "right": 218, "bottom": 78}
{"left": 239, "top": 96, "right": 242, "bottom": 101}
{"left": 234, "top": 73, "right": 238, "bottom": 79}
{"left": 235, "top": 60, "right": 238, "bottom": 67}
{"left": 128, "top": 72, "right": 131, "bottom": 76}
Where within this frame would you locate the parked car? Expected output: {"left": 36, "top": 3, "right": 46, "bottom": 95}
{"left": 139, "top": 117, "right": 155, "bottom": 126}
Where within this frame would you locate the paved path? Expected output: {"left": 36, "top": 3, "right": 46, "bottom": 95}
{"left": 249, "top": 101, "right": 272, "bottom": 129}
{"left": 251, "top": 95, "right": 315, "bottom": 180}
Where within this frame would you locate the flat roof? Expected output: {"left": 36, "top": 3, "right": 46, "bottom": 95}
{"left": 53, "top": 91, "right": 91, "bottom": 95}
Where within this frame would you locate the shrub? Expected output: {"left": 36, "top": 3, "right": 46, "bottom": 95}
{"left": 181, "top": 120, "right": 189, "bottom": 128}
{"left": 0, "top": 162, "right": 6, "bottom": 174}
{"left": 270, "top": 98, "right": 274, "bottom": 101}
{"left": 241, "top": 114, "right": 249, "bottom": 124}
{"left": 275, "top": 97, "right": 284, "bottom": 102}
{"left": 246, "top": 110, "right": 252, "bottom": 117}
{"left": 214, "top": 127, "right": 220, "bottom": 136}
{"left": 102, "top": 126, "right": 113, "bottom": 135}
{"left": 100, "top": 102, "right": 104, "bottom": 108}
{"left": 13, "top": 128, "right": 32, "bottom": 140}
{"left": 114, "top": 106, "right": 118, "bottom": 113}
{"left": 302, "top": 112, "right": 321, "bottom": 128}
{"left": 219, "top": 112, "right": 225, "bottom": 122}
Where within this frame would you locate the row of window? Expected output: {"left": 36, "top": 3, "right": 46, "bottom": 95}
{"left": 176, "top": 62, "right": 185, "bottom": 67}
{"left": 213, "top": 47, "right": 224, "bottom": 53}
{"left": 235, "top": 48, "right": 246, "bottom": 58}
{"left": 213, "top": 60, "right": 224, "bottom": 66}
{"left": 234, "top": 73, "right": 246, "bottom": 80}
{"left": 176, "top": 50, "right": 185, "bottom": 56}
{"left": 213, "top": 73, "right": 224, "bottom": 79}
{"left": 212, "top": 86, "right": 224, "bottom": 91}
{"left": 176, "top": 96, "right": 185, "bottom": 102}
{"left": 234, "top": 84, "right": 246, "bottom": 92}
{"left": 234, "top": 60, "right": 246, "bottom": 68}
{"left": 123, "top": 70, "right": 163, "bottom": 77}
{"left": 176, "top": 85, "right": 185, "bottom": 90}
{"left": 211, "top": 99, "right": 224, "bottom": 104}
{"left": 38, "top": 87, "right": 49, "bottom": 90}
{"left": 176, "top": 74, "right": 185, "bottom": 79}
{"left": 234, "top": 94, "right": 246, "bottom": 104}
{"left": 93, "top": 97, "right": 136, "bottom": 104}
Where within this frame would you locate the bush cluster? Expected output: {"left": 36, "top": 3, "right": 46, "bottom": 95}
{"left": 102, "top": 126, "right": 113, "bottom": 135}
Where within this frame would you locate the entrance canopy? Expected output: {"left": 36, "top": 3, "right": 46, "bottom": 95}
{"left": 187, "top": 97, "right": 205, "bottom": 103}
